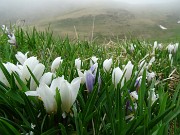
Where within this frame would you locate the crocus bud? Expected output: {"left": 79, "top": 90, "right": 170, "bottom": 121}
{"left": 90, "top": 63, "right": 98, "bottom": 76}
{"left": 15, "top": 51, "right": 28, "bottom": 65}
{"left": 0, "top": 62, "right": 20, "bottom": 87}
{"left": 51, "top": 57, "right": 63, "bottom": 73}
{"left": 20, "top": 57, "right": 40, "bottom": 82}
{"left": 90, "top": 56, "right": 98, "bottom": 66}
{"left": 75, "top": 58, "right": 82, "bottom": 70}
{"left": 77, "top": 69, "right": 85, "bottom": 84}
{"left": 112, "top": 67, "right": 124, "bottom": 88}
{"left": 166, "top": 44, "right": 174, "bottom": 54}
{"left": 134, "top": 76, "right": 142, "bottom": 89}
{"left": 147, "top": 72, "right": 156, "bottom": 82}
{"left": 130, "top": 43, "right": 135, "bottom": 52}
{"left": 174, "top": 43, "right": 179, "bottom": 53}
{"left": 153, "top": 41, "right": 157, "bottom": 50}
{"left": 103, "top": 58, "right": 112, "bottom": 72}
{"left": 123, "top": 61, "right": 134, "bottom": 81}
{"left": 8, "top": 33, "right": 16, "bottom": 45}
{"left": 148, "top": 88, "right": 158, "bottom": 105}
{"left": 85, "top": 70, "right": 95, "bottom": 92}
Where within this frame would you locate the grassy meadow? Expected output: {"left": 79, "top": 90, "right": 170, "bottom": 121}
{"left": 0, "top": 23, "right": 179, "bottom": 135}
{"left": 0, "top": 2, "right": 180, "bottom": 135}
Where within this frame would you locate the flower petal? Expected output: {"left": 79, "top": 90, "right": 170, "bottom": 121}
{"left": 70, "top": 77, "right": 81, "bottom": 105}
{"left": 30, "top": 63, "right": 45, "bottom": 91}
{"left": 37, "top": 83, "right": 57, "bottom": 114}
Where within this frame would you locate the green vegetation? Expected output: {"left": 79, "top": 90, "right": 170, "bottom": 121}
{"left": 0, "top": 25, "right": 180, "bottom": 135}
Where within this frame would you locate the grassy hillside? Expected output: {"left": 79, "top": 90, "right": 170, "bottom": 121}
{"left": 32, "top": 2, "right": 180, "bottom": 43}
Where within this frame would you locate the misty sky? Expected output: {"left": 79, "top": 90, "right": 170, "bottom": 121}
{"left": 0, "top": 0, "right": 179, "bottom": 23}
{"left": 0, "top": 0, "right": 179, "bottom": 6}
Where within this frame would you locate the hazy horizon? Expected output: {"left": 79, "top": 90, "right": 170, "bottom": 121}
{"left": 0, "top": 0, "right": 179, "bottom": 24}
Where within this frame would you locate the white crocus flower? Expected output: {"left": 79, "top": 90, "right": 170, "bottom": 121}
{"left": 37, "top": 83, "right": 57, "bottom": 113}
{"left": 123, "top": 61, "right": 134, "bottom": 81}
{"left": 20, "top": 57, "right": 45, "bottom": 85}
{"left": 130, "top": 91, "right": 138, "bottom": 100}
{"left": 90, "top": 56, "right": 98, "bottom": 66}
{"left": 50, "top": 76, "right": 81, "bottom": 113}
{"left": 8, "top": 33, "right": 16, "bottom": 45}
{"left": 20, "top": 57, "right": 39, "bottom": 82}
{"left": 103, "top": 58, "right": 112, "bottom": 72}
{"left": 112, "top": 67, "right": 124, "bottom": 88}
{"left": 75, "top": 58, "right": 82, "bottom": 70}
{"left": 26, "top": 76, "right": 81, "bottom": 113}
{"left": 51, "top": 57, "right": 63, "bottom": 73}
{"left": 5, "top": 62, "right": 21, "bottom": 75}
{"left": 147, "top": 56, "right": 155, "bottom": 69}
{"left": 0, "top": 62, "right": 21, "bottom": 87}
{"left": 30, "top": 63, "right": 45, "bottom": 91}
{"left": 166, "top": 44, "right": 175, "bottom": 54}
{"left": 157, "top": 43, "right": 163, "bottom": 50}
{"left": 15, "top": 51, "right": 28, "bottom": 65}
{"left": 147, "top": 72, "right": 156, "bottom": 82}
{"left": 0, "top": 67, "right": 9, "bottom": 87}
{"left": 39, "top": 72, "right": 54, "bottom": 86}
{"left": 148, "top": 88, "right": 158, "bottom": 105}
{"left": 77, "top": 69, "right": 86, "bottom": 84}
{"left": 2, "top": 25, "right": 9, "bottom": 34}
{"left": 174, "top": 43, "right": 179, "bottom": 53}
{"left": 130, "top": 43, "right": 135, "bottom": 52}
{"left": 153, "top": 41, "right": 157, "bottom": 51}
{"left": 26, "top": 81, "right": 57, "bottom": 114}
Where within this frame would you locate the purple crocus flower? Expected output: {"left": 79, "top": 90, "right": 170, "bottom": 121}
{"left": 90, "top": 63, "right": 98, "bottom": 76}
{"left": 134, "top": 76, "right": 142, "bottom": 91}
{"left": 126, "top": 100, "right": 133, "bottom": 112}
{"left": 85, "top": 70, "right": 95, "bottom": 92}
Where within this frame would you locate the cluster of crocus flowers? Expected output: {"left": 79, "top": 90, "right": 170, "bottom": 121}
{"left": 166, "top": 43, "right": 179, "bottom": 54}
{"left": 153, "top": 41, "right": 163, "bottom": 52}
{"left": 26, "top": 76, "right": 81, "bottom": 114}
{"left": 1, "top": 25, "right": 17, "bottom": 46}
{"left": 0, "top": 51, "right": 82, "bottom": 115}
{"left": 77, "top": 61, "right": 98, "bottom": 92}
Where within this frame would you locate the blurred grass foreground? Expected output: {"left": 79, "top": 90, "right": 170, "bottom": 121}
{"left": 0, "top": 25, "right": 180, "bottom": 135}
